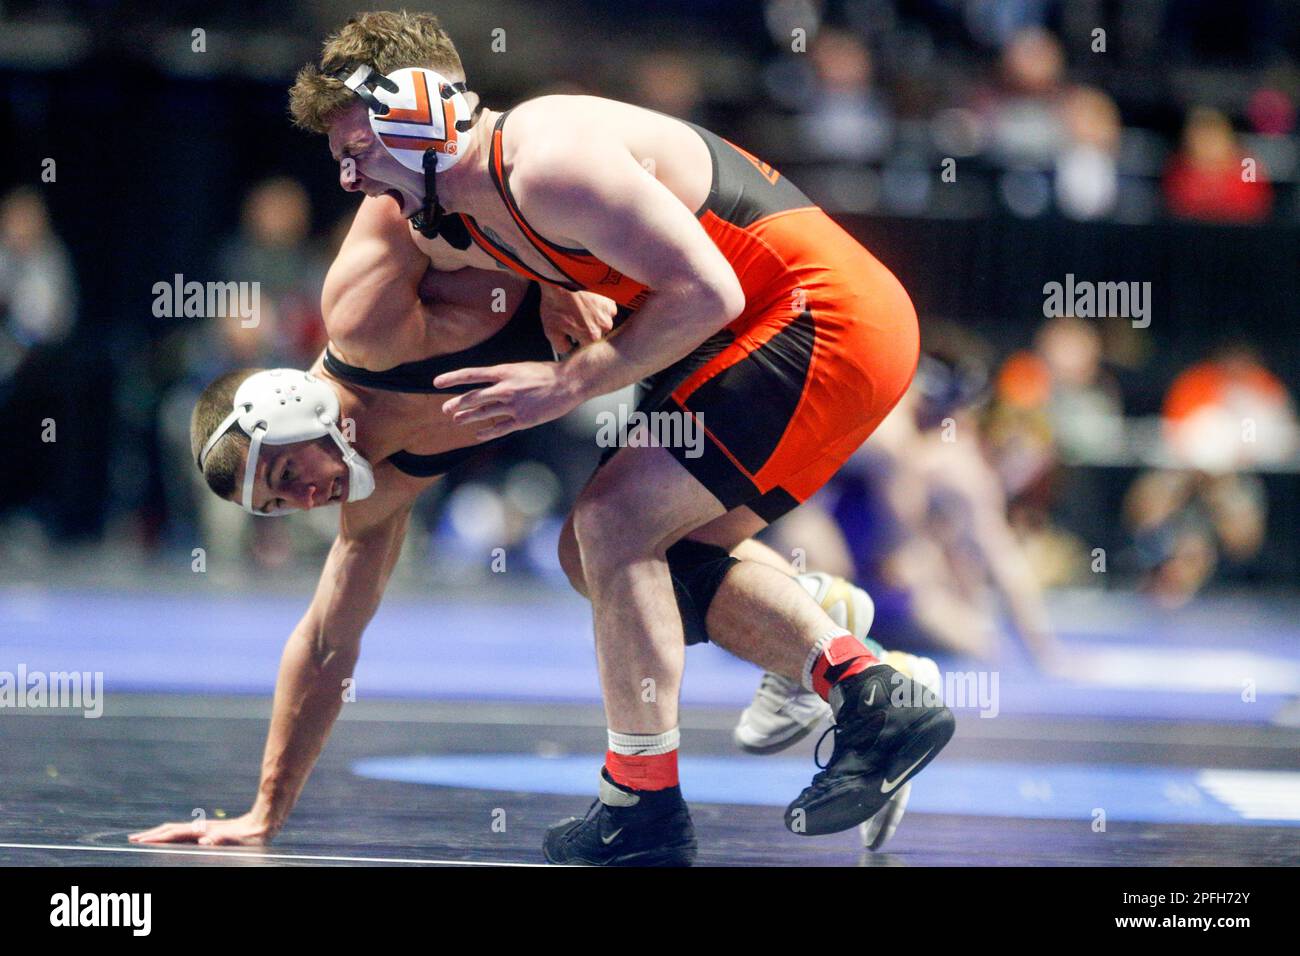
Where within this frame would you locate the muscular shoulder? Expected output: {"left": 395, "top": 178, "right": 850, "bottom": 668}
{"left": 323, "top": 199, "right": 424, "bottom": 317}
{"left": 325, "top": 198, "right": 478, "bottom": 300}
{"left": 324, "top": 199, "right": 481, "bottom": 360}
{"left": 506, "top": 96, "right": 633, "bottom": 177}
{"left": 508, "top": 95, "right": 612, "bottom": 133}
{"left": 340, "top": 195, "right": 422, "bottom": 257}
{"left": 505, "top": 99, "right": 645, "bottom": 234}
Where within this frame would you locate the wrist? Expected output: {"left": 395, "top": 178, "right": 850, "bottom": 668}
{"left": 250, "top": 787, "right": 290, "bottom": 834}
{"left": 557, "top": 348, "right": 596, "bottom": 405}
{"left": 247, "top": 805, "right": 282, "bottom": 838}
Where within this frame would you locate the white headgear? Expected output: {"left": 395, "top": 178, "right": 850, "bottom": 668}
{"left": 339, "top": 65, "right": 472, "bottom": 174}
{"left": 197, "top": 369, "right": 375, "bottom": 516}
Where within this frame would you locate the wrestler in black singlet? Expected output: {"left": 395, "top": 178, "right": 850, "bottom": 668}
{"left": 322, "top": 280, "right": 551, "bottom": 478}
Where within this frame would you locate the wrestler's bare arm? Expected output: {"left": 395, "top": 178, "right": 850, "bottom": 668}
{"left": 431, "top": 135, "right": 745, "bottom": 435}
{"left": 327, "top": 197, "right": 613, "bottom": 362}
{"left": 248, "top": 464, "right": 437, "bottom": 837}
{"left": 130, "top": 464, "right": 435, "bottom": 845}
{"left": 321, "top": 197, "right": 439, "bottom": 364}
{"left": 323, "top": 197, "right": 519, "bottom": 365}
{"left": 512, "top": 132, "right": 745, "bottom": 398}
{"left": 930, "top": 448, "right": 1060, "bottom": 665}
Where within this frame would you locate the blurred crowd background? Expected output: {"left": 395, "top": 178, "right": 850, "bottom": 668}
{"left": 0, "top": 1, "right": 1297, "bottom": 657}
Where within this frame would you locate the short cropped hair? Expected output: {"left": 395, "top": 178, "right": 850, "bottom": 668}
{"left": 289, "top": 10, "right": 466, "bottom": 134}
{"left": 190, "top": 368, "right": 262, "bottom": 499}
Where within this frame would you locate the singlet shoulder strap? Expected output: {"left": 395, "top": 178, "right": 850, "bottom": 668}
{"left": 388, "top": 441, "right": 501, "bottom": 478}
{"left": 485, "top": 109, "right": 593, "bottom": 286}
{"left": 458, "top": 212, "right": 578, "bottom": 290}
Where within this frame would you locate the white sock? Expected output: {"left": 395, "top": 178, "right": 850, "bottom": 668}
{"left": 800, "top": 628, "right": 852, "bottom": 694}
{"left": 607, "top": 727, "right": 680, "bottom": 756}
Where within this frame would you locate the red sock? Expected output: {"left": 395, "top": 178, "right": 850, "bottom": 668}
{"left": 605, "top": 728, "right": 680, "bottom": 791}
{"left": 807, "top": 633, "right": 879, "bottom": 701}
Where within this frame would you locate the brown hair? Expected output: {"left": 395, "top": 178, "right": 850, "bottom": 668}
{"left": 289, "top": 10, "right": 466, "bottom": 134}
{"left": 190, "top": 368, "right": 262, "bottom": 500}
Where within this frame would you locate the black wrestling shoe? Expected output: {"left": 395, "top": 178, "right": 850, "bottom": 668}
{"left": 543, "top": 769, "right": 698, "bottom": 866}
{"left": 785, "top": 664, "right": 955, "bottom": 836}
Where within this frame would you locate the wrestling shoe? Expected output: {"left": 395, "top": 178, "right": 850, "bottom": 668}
{"left": 733, "top": 670, "right": 834, "bottom": 755}
{"left": 785, "top": 664, "right": 955, "bottom": 836}
{"left": 860, "top": 651, "right": 942, "bottom": 851}
{"left": 732, "top": 573, "right": 874, "bottom": 754}
{"left": 860, "top": 780, "right": 911, "bottom": 850}
{"left": 543, "top": 769, "right": 698, "bottom": 866}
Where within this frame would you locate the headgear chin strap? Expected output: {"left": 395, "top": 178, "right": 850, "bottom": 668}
{"left": 337, "top": 64, "right": 475, "bottom": 242}
{"left": 197, "top": 369, "right": 376, "bottom": 516}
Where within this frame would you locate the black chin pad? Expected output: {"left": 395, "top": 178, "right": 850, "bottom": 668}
{"left": 438, "top": 213, "right": 472, "bottom": 250}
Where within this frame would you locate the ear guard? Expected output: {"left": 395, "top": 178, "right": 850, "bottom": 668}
{"left": 336, "top": 64, "right": 475, "bottom": 242}
{"left": 340, "top": 65, "right": 473, "bottom": 174}
{"left": 198, "top": 369, "right": 376, "bottom": 516}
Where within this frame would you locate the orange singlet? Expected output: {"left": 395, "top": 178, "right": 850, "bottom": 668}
{"left": 460, "top": 108, "right": 919, "bottom": 521}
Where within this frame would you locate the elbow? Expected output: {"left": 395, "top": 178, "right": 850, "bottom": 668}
{"left": 692, "top": 274, "right": 745, "bottom": 328}
{"left": 719, "top": 280, "right": 746, "bottom": 324}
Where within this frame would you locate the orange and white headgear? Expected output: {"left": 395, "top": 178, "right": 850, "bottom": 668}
{"left": 339, "top": 65, "right": 473, "bottom": 174}
{"left": 336, "top": 64, "right": 474, "bottom": 242}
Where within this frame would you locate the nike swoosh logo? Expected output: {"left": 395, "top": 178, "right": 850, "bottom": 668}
{"left": 881, "top": 747, "right": 933, "bottom": 793}
{"left": 601, "top": 827, "right": 623, "bottom": 845}
{"left": 865, "top": 684, "right": 877, "bottom": 706}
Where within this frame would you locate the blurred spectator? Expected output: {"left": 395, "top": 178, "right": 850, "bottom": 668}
{"left": 1055, "top": 86, "right": 1122, "bottom": 220}
{"left": 986, "top": 316, "right": 1128, "bottom": 585}
{"left": 213, "top": 176, "right": 327, "bottom": 368}
{"left": 1246, "top": 86, "right": 1295, "bottom": 136}
{"left": 1161, "top": 344, "right": 1297, "bottom": 472}
{"left": 630, "top": 51, "right": 707, "bottom": 123}
{"left": 799, "top": 27, "right": 893, "bottom": 162}
{"left": 1122, "top": 345, "right": 1296, "bottom": 606}
{"left": 0, "top": 187, "right": 79, "bottom": 547}
{"left": 983, "top": 361, "right": 1056, "bottom": 502}
{"left": 0, "top": 187, "right": 76, "bottom": 389}
{"left": 1122, "top": 468, "right": 1265, "bottom": 607}
{"left": 1037, "top": 315, "right": 1124, "bottom": 461}
{"left": 980, "top": 27, "right": 1067, "bottom": 169}
{"left": 993, "top": 316, "right": 1125, "bottom": 465}
{"left": 1164, "top": 107, "right": 1273, "bottom": 223}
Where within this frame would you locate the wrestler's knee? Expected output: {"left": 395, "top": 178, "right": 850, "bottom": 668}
{"left": 571, "top": 470, "right": 653, "bottom": 567}
{"left": 556, "top": 512, "right": 588, "bottom": 597}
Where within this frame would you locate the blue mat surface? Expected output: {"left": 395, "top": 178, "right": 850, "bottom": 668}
{"left": 2, "top": 586, "right": 1298, "bottom": 722}
{"left": 351, "top": 753, "right": 1300, "bottom": 827}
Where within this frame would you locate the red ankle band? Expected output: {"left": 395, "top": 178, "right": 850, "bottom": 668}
{"left": 605, "top": 749, "right": 679, "bottom": 791}
{"left": 810, "top": 634, "right": 879, "bottom": 700}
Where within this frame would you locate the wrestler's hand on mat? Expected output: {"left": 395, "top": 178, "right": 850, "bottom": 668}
{"left": 128, "top": 812, "right": 275, "bottom": 847}
{"left": 436, "top": 360, "right": 585, "bottom": 440}
{"left": 539, "top": 284, "right": 616, "bottom": 356}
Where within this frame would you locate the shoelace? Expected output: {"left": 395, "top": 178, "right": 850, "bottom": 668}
{"left": 813, "top": 722, "right": 840, "bottom": 770}
{"left": 557, "top": 798, "right": 604, "bottom": 849}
